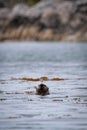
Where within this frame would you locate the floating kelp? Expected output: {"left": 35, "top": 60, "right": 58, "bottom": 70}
{"left": 40, "top": 76, "right": 48, "bottom": 81}
{"left": 0, "top": 98, "right": 6, "bottom": 101}
{"left": 24, "top": 91, "right": 33, "bottom": 94}
{"left": 73, "top": 98, "right": 80, "bottom": 103}
{"left": 0, "top": 76, "right": 64, "bottom": 83}
{"left": 21, "top": 77, "right": 40, "bottom": 81}
{"left": 51, "top": 77, "right": 64, "bottom": 81}
{"left": 20, "top": 76, "right": 64, "bottom": 81}
{"left": 10, "top": 77, "right": 87, "bottom": 82}
{"left": 5, "top": 91, "right": 34, "bottom": 95}
{"left": 5, "top": 92, "right": 24, "bottom": 94}
{"left": 52, "top": 99, "right": 63, "bottom": 102}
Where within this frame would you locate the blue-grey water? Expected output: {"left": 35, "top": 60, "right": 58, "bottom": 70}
{"left": 0, "top": 41, "right": 87, "bottom": 130}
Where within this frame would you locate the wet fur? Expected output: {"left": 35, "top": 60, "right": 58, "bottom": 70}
{"left": 35, "top": 83, "right": 49, "bottom": 96}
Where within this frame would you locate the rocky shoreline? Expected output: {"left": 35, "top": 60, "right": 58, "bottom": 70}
{"left": 0, "top": 0, "right": 87, "bottom": 42}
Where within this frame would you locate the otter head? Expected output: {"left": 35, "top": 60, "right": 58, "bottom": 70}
{"left": 35, "top": 83, "right": 49, "bottom": 96}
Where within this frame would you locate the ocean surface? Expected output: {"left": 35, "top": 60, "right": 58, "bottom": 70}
{"left": 0, "top": 41, "right": 87, "bottom": 130}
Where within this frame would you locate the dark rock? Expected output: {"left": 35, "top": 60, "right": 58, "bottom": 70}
{"left": 0, "top": 8, "right": 10, "bottom": 29}
{"left": 0, "top": 8, "right": 10, "bottom": 19}
{"left": 8, "top": 15, "right": 30, "bottom": 27}
{"left": 7, "top": 4, "right": 31, "bottom": 27}
{"left": 40, "top": 8, "right": 61, "bottom": 28}
{"left": 0, "top": 1, "right": 5, "bottom": 8}
{"left": 10, "top": 4, "right": 29, "bottom": 16}
{"left": 8, "top": 3, "right": 41, "bottom": 27}
{"left": 70, "top": 0, "right": 87, "bottom": 30}
{"left": 26, "top": 0, "right": 75, "bottom": 28}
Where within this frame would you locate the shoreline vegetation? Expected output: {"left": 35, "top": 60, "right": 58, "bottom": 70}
{"left": 0, "top": 0, "right": 87, "bottom": 42}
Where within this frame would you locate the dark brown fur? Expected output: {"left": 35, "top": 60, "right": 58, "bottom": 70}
{"left": 35, "top": 83, "right": 49, "bottom": 96}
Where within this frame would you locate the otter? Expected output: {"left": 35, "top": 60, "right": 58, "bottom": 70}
{"left": 35, "top": 83, "right": 49, "bottom": 96}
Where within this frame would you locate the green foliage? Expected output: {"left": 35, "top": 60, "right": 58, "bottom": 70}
{"left": 26, "top": 0, "right": 41, "bottom": 6}
{"left": 4, "top": 0, "right": 41, "bottom": 7}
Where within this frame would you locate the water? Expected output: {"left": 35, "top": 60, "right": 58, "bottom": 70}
{"left": 0, "top": 41, "right": 87, "bottom": 130}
